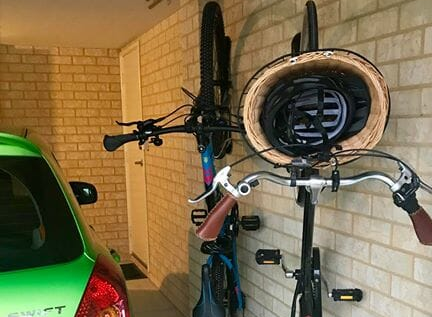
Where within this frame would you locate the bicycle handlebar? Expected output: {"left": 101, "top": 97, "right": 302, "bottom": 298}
{"left": 104, "top": 126, "right": 187, "bottom": 151}
{"left": 196, "top": 194, "right": 238, "bottom": 241}
{"left": 103, "top": 124, "right": 242, "bottom": 151}
{"left": 104, "top": 132, "right": 139, "bottom": 151}
{"left": 410, "top": 207, "right": 432, "bottom": 245}
{"left": 191, "top": 165, "right": 432, "bottom": 245}
{"left": 236, "top": 170, "right": 397, "bottom": 193}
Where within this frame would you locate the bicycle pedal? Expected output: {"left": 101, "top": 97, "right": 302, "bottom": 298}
{"left": 191, "top": 209, "right": 208, "bottom": 226}
{"left": 255, "top": 249, "right": 281, "bottom": 265}
{"left": 241, "top": 215, "right": 260, "bottom": 231}
{"left": 330, "top": 289, "right": 363, "bottom": 302}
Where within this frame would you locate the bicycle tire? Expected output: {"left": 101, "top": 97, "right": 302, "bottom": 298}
{"left": 210, "top": 255, "right": 226, "bottom": 307}
{"left": 199, "top": 1, "right": 232, "bottom": 159}
{"left": 300, "top": 0, "right": 319, "bottom": 52}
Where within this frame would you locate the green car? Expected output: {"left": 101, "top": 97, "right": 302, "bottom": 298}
{"left": 0, "top": 128, "right": 131, "bottom": 317}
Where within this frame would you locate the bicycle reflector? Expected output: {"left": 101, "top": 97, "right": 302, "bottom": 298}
{"left": 75, "top": 256, "right": 130, "bottom": 317}
{"left": 241, "top": 49, "right": 390, "bottom": 167}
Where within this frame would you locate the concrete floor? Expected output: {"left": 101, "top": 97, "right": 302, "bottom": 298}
{"left": 127, "top": 278, "right": 184, "bottom": 317}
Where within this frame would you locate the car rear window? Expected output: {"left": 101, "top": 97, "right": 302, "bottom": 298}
{"left": 0, "top": 156, "right": 83, "bottom": 272}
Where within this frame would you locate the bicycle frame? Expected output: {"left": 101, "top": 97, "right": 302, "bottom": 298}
{"left": 296, "top": 168, "right": 321, "bottom": 317}
{"left": 198, "top": 141, "right": 244, "bottom": 313}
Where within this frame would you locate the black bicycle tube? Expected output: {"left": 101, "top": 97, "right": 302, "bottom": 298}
{"left": 138, "top": 125, "right": 242, "bottom": 139}
{"left": 299, "top": 192, "right": 316, "bottom": 316}
{"left": 227, "top": 208, "right": 243, "bottom": 316}
{"left": 297, "top": 4, "right": 319, "bottom": 314}
{"left": 312, "top": 247, "right": 322, "bottom": 317}
{"left": 300, "top": 1, "right": 319, "bottom": 52}
{"left": 298, "top": 169, "right": 319, "bottom": 317}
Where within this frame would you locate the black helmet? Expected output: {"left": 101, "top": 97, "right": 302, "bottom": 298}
{"left": 241, "top": 50, "right": 390, "bottom": 167}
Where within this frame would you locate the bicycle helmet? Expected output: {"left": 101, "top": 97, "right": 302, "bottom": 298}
{"left": 242, "top": 49, "right": 390, "bottom": 167}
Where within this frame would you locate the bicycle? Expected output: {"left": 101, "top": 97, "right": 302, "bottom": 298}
{"left": 189, "top": 149, "right": 432, "bottom": 317}
{"left": 104, "top": 2, "right": 260, "bottom": 316}
{"left": 189, "top": 1, "right": 432, "bottom": 316}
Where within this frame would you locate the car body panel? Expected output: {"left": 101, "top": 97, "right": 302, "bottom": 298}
{"left": 0, "top": 256, "right": 94, "bottom": 317}
{"left": 0, "top": 128, "right": 125, "bottom": 316}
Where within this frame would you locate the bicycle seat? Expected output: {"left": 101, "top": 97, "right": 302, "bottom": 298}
{"left": 192, "top": 264, "right": 225, "bottom": 317}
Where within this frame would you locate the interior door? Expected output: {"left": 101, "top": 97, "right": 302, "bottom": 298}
{"left": 120, "top": 41, "right": 149, "bottom": 269}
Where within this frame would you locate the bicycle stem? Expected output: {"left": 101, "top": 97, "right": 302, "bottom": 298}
{"left": 103, "top": 124, "right": 243, "bottom": 152}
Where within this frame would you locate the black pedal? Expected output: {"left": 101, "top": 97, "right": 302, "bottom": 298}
{"left": 331, "top": 289, "right": 363, "bottom": 302}
{"left": 255, "top": 249, "right": 282, "bottom": 265}
{"left": 191, "top": 209, "right": 208, "bottom": 226}
{"left": 241, "top": 215, "right": 260, "bottom": 231}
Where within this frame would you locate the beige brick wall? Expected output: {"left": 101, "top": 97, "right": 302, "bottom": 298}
{"left": 0, "top": 44, "right": 129, "bottom": 256}
{"left": 132, "top": 0, "right": 432, "bottom": 316}
{"left": 135, "top": 12, "right": 191, "bottom": 316}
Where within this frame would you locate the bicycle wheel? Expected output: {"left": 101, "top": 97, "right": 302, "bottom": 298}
{"left": 211, "top": 255, "right": 243, "bottom": 317}
{"left": 300, "top": 0, "right": 319, "bottom": 52}
{"left": 210, "top": 255, "right": 226, "bottom": 306}
{"left": 199, "top": 1, "right": 232, "bottom": 159}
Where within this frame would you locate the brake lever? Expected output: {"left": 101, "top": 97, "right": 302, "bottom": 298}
{"left": 391, "top": 162, "right": 421, "bottom": 207}
{"left": 188, "top": 166, "right": 239, "bottom": 204}
{"left": 116, "top": 118, "right": 162, "bottom": 129}
{"left": 391, "top": 162, "right": 416, "bottom": 193}
{"left": 181, "top": 87, "right": 197, "bottom": 102}
{"left": 116, "top": 120, "right": 141, "bottom": 126}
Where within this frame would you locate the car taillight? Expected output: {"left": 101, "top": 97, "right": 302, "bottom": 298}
{"left": 75, "top": 256, "right": 130, "bottom": 317}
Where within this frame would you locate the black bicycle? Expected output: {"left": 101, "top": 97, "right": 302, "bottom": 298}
{"left": 104, "top": 2, "right": 259, "bottom": 317}
{"left": 190, "top": 149, "right": 432, "bottom": 317}
{"left": 191, "top": 1, "right": 425, "bottom": 317}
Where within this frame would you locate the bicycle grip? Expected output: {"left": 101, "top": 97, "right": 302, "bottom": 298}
{"left": 409, "top": 206, "right": 432, "bottom": 245}
{"left": 103, "top": 133, "right": 138, "bottom": 151}
{"left": 196, "top": 194, "right": 237, "bottom": 241}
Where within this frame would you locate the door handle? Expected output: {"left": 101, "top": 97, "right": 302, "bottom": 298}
{"left": 134, "top": 159, "right": 143, "bottom": 166}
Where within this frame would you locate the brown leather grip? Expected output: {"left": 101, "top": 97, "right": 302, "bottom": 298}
{"left": 409, "top": 207, "right": 432, "bottom": 245}
{"left": 195, "top": 194, "right": 237, "bottom": 241}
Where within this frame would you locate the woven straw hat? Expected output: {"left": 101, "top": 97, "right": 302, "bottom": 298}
{"left": 241, "top": 49, "right": 390, "bottom": 167}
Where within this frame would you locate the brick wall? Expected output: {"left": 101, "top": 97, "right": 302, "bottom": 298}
{"left": 137, "top": 12, "right": 192, "bottom": 316}
{"left": 133, "top": 0, "right": 432, "bottom": 316}
{"left": 198, "top": 1, "right": 432, "bottom": 317}
{"left": 0, "top": 44, "right": 129, "bottom": 257}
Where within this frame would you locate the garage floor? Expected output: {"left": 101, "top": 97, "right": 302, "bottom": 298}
{"left": 127, "top": 279, "right": 184, "bottom": 317}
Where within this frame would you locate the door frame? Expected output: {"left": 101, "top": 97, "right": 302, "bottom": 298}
{"left": 119, "top": 39, "right": 150, "bottom": 272}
